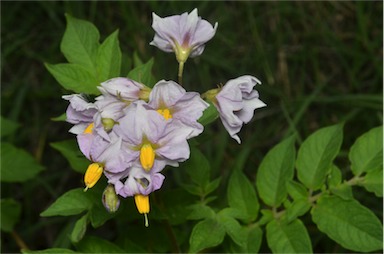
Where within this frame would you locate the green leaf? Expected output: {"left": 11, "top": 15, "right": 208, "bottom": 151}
{"left": 257, "top": 209, "right": 274, "bottom": 226}
{"left": 349, "top": 126, "right": 383, "bottom": 175}
{"left": 187, "top": 204, "right": 215, "bottom": 220}
{"left": 1, "top": 198, "right": 21, "bottom": 232}
{"left": 266, "top": 219, "right": 313, "bottom": 254}
{"left": 327, "top": 164, "right": 342, "bottom": 188}
{"left": 217, "top": 211, "right": 247, "bottom": 248}
{"left": 41, "top": 188, "right": 92, "bottom": 217}
{"left": 1, "top": 143, "right": 44, "bottom": 182}
{"left": 285, "top": 198, "right": 311, "bottom": 222}
{"left": 51, "top": 113, "right": 67, "bottom": 122}
{"left": 76, "top": 236, "right": 125, "bottom": 253}
{"left": 50, "top": 140, "right": 89, "bottom": 173}
{"left": 97, "top": 30, "right": 122, "bottom": 80}
{"left": 256, "top": 135, "right": 296, "bottom": 207}
{"left": 296, "top": 123, "right": 343, "bottom": 190}
{"left": 286, "top": 180, "right": 308, "bottom": 200}
{"left": 1, "top": 116, "right": 20, "bottom": 137}
{"left": 61, "top": 14, "right": 99, "bottom": 72}
{"left": 127, "top": 58, "right": 155, "bottom": 87}
{"left": 247, "top": 226, "right": 263, "bottom": 253}
{"left": 228, "top": 170, "right": 259, "bottom": 223}
{"left": 183, "top": 146, "right": 210, "bottom": 189}
{"left": 361, "top": 169, "right": 383, "bottom": 197}
{"left": 70, "top": 213, "right": 88, "bottom": 243}
{"left": 189, "top": 218, "right": 226, "bottom": 253}
{"left": 22, "top": 248, "right": 75, "bottom": 253}
{"left": 204, "top": 177, "right": 221, "bottom": 196}
{"left": 311, "top": 195, "right": 383, "bottom": 252}
{"left": 198, "top": 102, "right": 219, "bottom": 126}
{"left": 45, "top": 63, "right": 100, "bottom": 94}
{"left": 330, "top": 184, "right": 353, "bottom": 200}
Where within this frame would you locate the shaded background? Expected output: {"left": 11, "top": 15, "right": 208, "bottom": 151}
{"left": 1, "top": 1, "right": 382, "bottom": 253}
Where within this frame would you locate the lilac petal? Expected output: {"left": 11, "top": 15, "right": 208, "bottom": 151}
{"left": 77, "top": 133, "right": 94, "bottom": 160}
{"left": 99, "top": 77, "right": 143, "bottom": 100}
{"left": 156, "top": 121, "right": 191, "bottom": 162}
{"left": 63, "top": 94, "right": 97, "bottom": 124}
{"left": 69, "top": 123, "right": 89, "bottom": 135}
{"left": 149, "top": 80, "right": 186, "bottom": 108}
{"left": 237, "top": 96, "right": 266, "bottom": 124}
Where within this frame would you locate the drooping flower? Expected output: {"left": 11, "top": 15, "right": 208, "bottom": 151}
{"left": 114, "top": 100, "right": 192, "bottom": 172}
{"left": 148, "top": 80, "right": 209, "bottom": 138}
{"left": 150, "top": 9, "right": 218, "bottom": 63}
{"left": 105, "top": 162, "right": 165, "bottom": 227}
{"left": 150, "top": 9, "right": 218, "bottom": 84}
{"left": 203, "top": 75, "right": 266, "bottom": 144}
{"left": 62, "top": 94, "right": 97, "bottom": 134}
{"left": 77, "top": 127, "right": 128, "bottom": 190}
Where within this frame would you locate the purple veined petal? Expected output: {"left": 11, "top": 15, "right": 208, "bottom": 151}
{"left": 179, "top": 8, "right": 199, "bottom": 47}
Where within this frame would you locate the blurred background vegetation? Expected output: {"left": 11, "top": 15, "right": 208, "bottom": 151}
{"left": 1, "top": 1, "right": 382, "bottom": 253}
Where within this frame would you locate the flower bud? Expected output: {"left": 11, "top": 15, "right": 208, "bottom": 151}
{"left": 84, "top": 163, "right": 103, "bottom": 191}
{"left": 101, "top": 118, "right": 116, "bottom": 132}
{"left": 102, "top": 184, "right": 120, "bottom": 213}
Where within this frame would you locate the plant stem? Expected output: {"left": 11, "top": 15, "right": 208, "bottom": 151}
{"left": 178, "top": 61, "right": 184, "bottom": 86}
{"left": 11, "top": 230, "right": 29, "bottom": 251}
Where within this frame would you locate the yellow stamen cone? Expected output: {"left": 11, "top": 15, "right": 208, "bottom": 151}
{"left": 84, "top": 163, "right": 103, "bottom": 191}
{"left": 140, "top": 144, "right": 155, "bottom": 171}
{"left": 83, "top": 123, "right": 94, "bottom": 134}
{"left": 156, "top": 108, "right": 172, "bottom": 120}
{"left": 134, "top": 194, "right": 150, "bottom": 227}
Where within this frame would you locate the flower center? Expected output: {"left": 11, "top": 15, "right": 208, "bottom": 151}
{"left": 83, "top": 123, "right": 94, "bottom": 134}
{"left": 84, "top": 163, "right": 103, "bottom": 191}
{"left": 156, "top": 108, "right": 172, "bottom": 120}
{"left": 140, "top": 144, "right": 155, "bottom": 171}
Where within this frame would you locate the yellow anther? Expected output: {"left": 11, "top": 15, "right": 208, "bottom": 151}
{"left": 156, "top": 108, "right": 172, "bottom": 120}
{"left": 140, "top": 144, "right": 155, "bottom": 171}
{"left": 84, "top": 163, "right": 103, "bottom": 191}
{"left": 134, "top": 194, "right": 150, "bottom": 227}
{"left": 83, "top": 123, "right": 94, "bottom": 134}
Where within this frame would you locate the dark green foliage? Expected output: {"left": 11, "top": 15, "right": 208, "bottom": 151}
{"left": 1, "top": 1, "right": 382, "bottom": 253}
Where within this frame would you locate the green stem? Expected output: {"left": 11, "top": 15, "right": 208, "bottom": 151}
{"left": 178, "top": 61, "right": 185, "bottom": 86}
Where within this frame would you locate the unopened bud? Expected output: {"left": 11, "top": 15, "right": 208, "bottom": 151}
{"left": 102, "top": 184, "right": 120, "bottom": 213}
{"left": 101, "top": 118, "right": 116, "bottom": 132}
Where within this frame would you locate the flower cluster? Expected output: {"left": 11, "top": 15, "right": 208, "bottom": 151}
{"left": 63, "top": 9, "right": 265, "bottom": 226}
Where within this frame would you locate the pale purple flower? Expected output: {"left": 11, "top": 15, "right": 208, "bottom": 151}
{"left": 77, "top": 131, "right": 128, "bottom": 173}
{"left": 150, "top": 9, "right": 218, "bottom": 63}
{"left": 106, "top": 162, "right": 165, "bottom": 198}
{"left": 62, "top": 94, "right": 97, "bottom": 134}
{"left": 98, "top": 77, "right": 149, "bottom": 101}
{"left": 214, "top": 75, "right": 266, "bottom": 144}
{"left": 114, "top": 100, "right": 192, "bottom": 171}
{"left": 148, "top": 80, "right": 209, "bottom": 138}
